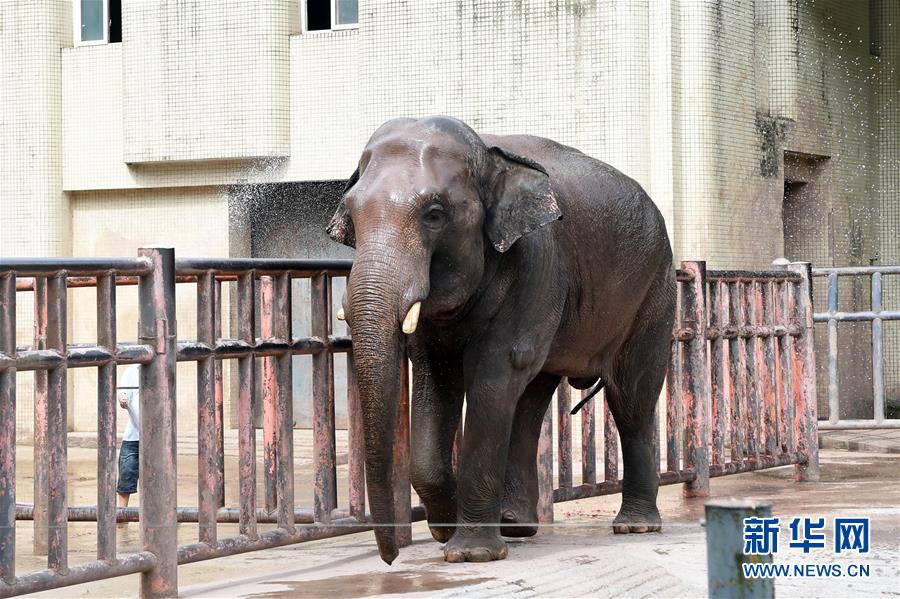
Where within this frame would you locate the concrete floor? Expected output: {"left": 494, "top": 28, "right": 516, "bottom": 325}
{"left": 16, "top": 448, "right": 900, "bottom": 598}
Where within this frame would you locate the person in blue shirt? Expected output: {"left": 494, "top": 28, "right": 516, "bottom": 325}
{"left": 116, "top": 364, "right": 141, "bottom": 508}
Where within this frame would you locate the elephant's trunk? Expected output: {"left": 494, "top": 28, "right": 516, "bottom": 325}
{"left": 346, "top": 248, "right": 427, "bottom": 564}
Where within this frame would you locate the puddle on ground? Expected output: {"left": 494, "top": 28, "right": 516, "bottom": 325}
{"left": 244, "top": 571, "right": 492, "bottom": 598}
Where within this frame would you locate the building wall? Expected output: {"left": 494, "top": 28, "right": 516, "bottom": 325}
{"left": 121, "top": 0, "right": 297, "bottom": 163}
{"left": 4, "top": 0, "right": 898, "bottom": 432}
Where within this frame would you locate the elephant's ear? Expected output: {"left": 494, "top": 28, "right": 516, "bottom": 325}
{"left": 484, "top": 147, "right": 562, "bottom": 253}
{"left": 326, "top": 168, "right": 359, "bottom": 248}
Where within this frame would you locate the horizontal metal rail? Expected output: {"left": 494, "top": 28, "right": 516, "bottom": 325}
{"left": 0, "top": 257, "right": 152, "bottom": 277}
{"left": 812, "top": 266, "right": 898, "bottom": 428}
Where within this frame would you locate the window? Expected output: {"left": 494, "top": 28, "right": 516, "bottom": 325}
{"left": 304, "top": 0, "right": 358, "bottom": 32}
{"left": 74, "top": 0, "right": 122, "bottom": 46}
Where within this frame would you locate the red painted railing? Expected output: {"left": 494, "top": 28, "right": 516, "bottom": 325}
{"left": 0, "top": 252, "right": 819, "bottom": 598}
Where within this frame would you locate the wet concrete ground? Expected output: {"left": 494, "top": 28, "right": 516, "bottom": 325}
{"left": 19, "top": 448, "right": 899, "bottom": 598}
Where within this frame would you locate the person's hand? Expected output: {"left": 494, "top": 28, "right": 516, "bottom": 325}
{"left": 117, "top": 391, "right": 128, "bottom": 409}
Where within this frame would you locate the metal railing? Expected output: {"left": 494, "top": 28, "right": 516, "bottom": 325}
{"left": 812, "top": 266, "right": 900, "bottom": 429}
{"left": 0, "top": 252, "right": 821, "bottom": 597}
{"left": 539, "top": 261, "right": 820, "bottom": 519}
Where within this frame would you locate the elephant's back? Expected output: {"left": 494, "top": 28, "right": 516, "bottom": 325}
{"left": 479, "top": 132, "right": 672, "bottom": 268}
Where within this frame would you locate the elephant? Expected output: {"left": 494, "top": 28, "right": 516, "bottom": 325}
{"left": 326, "top": 116, "right": 676, "bottom": 564}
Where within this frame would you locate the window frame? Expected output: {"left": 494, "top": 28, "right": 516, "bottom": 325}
{"left": 73, "top": 0, "right": 110, "bottom": 46}
{"left": 301, "top": 0, "right": 359, "bottom": 33}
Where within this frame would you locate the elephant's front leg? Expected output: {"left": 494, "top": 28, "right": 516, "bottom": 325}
{"left": 409, "top": 347, "right": 464, "bottom": 544}
{"left": 444, "top": 368, "right": 534, "bottom": 563}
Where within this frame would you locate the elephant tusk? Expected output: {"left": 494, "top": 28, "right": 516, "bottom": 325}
{"left": 336, "top": 308, "right": 345, "bottom": 321}
{"left": 402, "top": 301, "right": 421, "bottom": 334}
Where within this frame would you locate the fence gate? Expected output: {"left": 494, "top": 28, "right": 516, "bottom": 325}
{"left": 0, "top": 252, "right": 820, "bottom": 598}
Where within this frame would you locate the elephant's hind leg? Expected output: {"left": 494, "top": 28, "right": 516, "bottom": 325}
{"left": 500, "top": 373, "right": 560, "bottom": 537}
{"left": 607, "top": 272, "right": 675, "bottom": 534}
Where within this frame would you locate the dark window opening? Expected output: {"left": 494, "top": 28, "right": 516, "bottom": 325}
{"left": 109, "top": 0, "right": 122, "bottom": 43}
{"left": 307, "top": 0, "right": 331, "bottom": 31}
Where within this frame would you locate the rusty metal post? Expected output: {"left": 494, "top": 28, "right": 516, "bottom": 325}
{"left": 705, "top": 499, "right": 774, "bottom": 598}
{"left": 138, "top": 247, "right": 178, "bottom": 598}
{"left": 680, "top": 261, "right": 710, "bottom": 497}
{"left": 237, "top": 273, "right": 257, "bottom": 538}
{"left": 311, "top": 273, "right": 337, "bottom": 522}
{"left": 196, "top": 272, "right": 217, "bottom": 544}
{"left": 761, "top": 282, "right": 778, "bottom": 455}
{"left": 556, "top": 381, "right": 572, "bottom": 489}
{"left": 745, "top": 282, "right": 761, "bottom": 460}
{"left": 213, "top": 279, "right": 225, "bottom": 508}
{"left": 709, "top": 281, "right": 728, "bottom": 466}
{"left": 346, "top": 354, "right": 365, "bottom": 521}
{"left": 665, "top": 341, "right": 679, "bottom": 472}
{"left": 772, "top": 278, "right": 792, "bottom": 453}
{"left": 535, "top": 404, "right": 554, "bottom": 524}
{"left": 787, "top": 263, "right": 820, "bottom": 482}
{"left": 32, "top": 277, "right": 49, "bottom": 555}
{"left": 603, "top": 397, "right": 618, "bottom": 481}
{"left": 46, "top": 272, "right": 68, "bottom": 572}
{"left": 273, "top": 273, "right": 295, "bottom": 531}
{"left": 728, "top": 281, "right": 747, "bottom": 462}
{"left": 96, "top": 273, "right": 117, "bottom": 561}
{"left": 580, "top": 389, "right": 596, "bottom": 485}
{"left": 260, "top": 277, "right": 277, "bottom": 513}
{"left": 0, "top": 271, "right": 16, "bottom": 584}
{"left": 393, "top": 354, "right": 412, "bottom": 547}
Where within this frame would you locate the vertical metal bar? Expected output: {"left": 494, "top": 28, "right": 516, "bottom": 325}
{"left": 311, "top": 273, "right": 337, "bottom": 522}
{"left": 744, "top": 282, "right": 760, "bottom": 461}
{"left": 237, "top": 272, "right": 257, "bottom": 538}
{"left": 761, "top": 282, "right": 778, "bottom": 456}
{"left": 826, "top": 272, "right": 839, "bottom": 424}
{"left": 709, "top": 281, "right": 727, "bottom": 465}
{"left": 580, "top": 389, "right": 596, "bottom": 485}
{"left": 777, "top": 280, "right": 795, "bottom": 453}
{"left": 0, "top": 271, "right": 16, "bottom": 584}
{"left": 32, "top": 277, "right": 49, "bottom": 556}
{"left": 871, "top": 272, "right": 884, "bottom": 424}
{"left": 665, "top": 340, "right": 679, "bottom": 472}
{"left": 651, "top": 403, "right": 660, "bottom": 475}
{"left": 729, "top": 282, "right": 746, "bottom": 462}
{"left": 46, "top": 272, "right": 68, "bottom": 573}
{"left": 213, "top": 279, "right": 225, "bottom": 508}
{"left": 96, "top": 273, "right": 117, "bottom": 561}
{"left": 260, "top": 277, "right": 277, "bottom": 514}
{"left": 787, "top": 263, "right": 820, "bottom": 482}
{"left": 346, "top": 354, "right": 366, "bottom": 522}
{"left": 274, "top": 273, "right": 295, "bottom": 531}
{"left": 705, "top": 499, "right": 774, "bottom": 598}
{"left": 451, "top": 424, "right": 462, "bottom": 477}
{"left": 536, "top": 404, "right": 554, "bottom": 524}
{"left": 603, "top": 396, "right": 618, "bottom": 481}
{"left": 196, "top": 272, "right": 217, "bottom": 544}
{"left": 680, "top": 261, "right": 709, "bottom": 497}
{"left": 556, "top": 382, "right": 572, "bottom": 489}
{"left": 393, "top": 353, "right": 412, "bottom": 547}
{"left": 138, "top": 247, "right": 178, "bottom": 598}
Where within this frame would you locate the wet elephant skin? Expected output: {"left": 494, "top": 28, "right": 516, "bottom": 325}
{"left": 326, "top": 116, "right": 676, "bottom": 564}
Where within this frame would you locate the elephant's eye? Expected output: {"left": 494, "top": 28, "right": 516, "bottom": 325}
{"left": 422, "top": 204, "right": 447, "bottom": 230}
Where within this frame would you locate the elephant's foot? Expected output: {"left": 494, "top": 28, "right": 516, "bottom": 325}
{"left": 424, "top": 500, "right": 457, "bottom": 543}
{"left": 500, "top": 507, "right": 539, "bottom": 537}
{"left": 612, "top": 501, "right": 662, "bottom": 534}
{"left": 443, "top": 530, "right": 508, "bottom": 563}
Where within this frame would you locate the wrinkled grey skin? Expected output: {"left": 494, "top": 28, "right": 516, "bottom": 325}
{"left": 327, "top": 116, "right": 675, "bottom": 564}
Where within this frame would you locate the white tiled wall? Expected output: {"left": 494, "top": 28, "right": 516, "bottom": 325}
{"left": 3, "top": 0, "right": 899, "bottom": 431}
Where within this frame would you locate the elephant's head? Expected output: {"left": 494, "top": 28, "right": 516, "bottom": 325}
{"left": 326, "top": 116, "right": 560, "bottom": 563}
